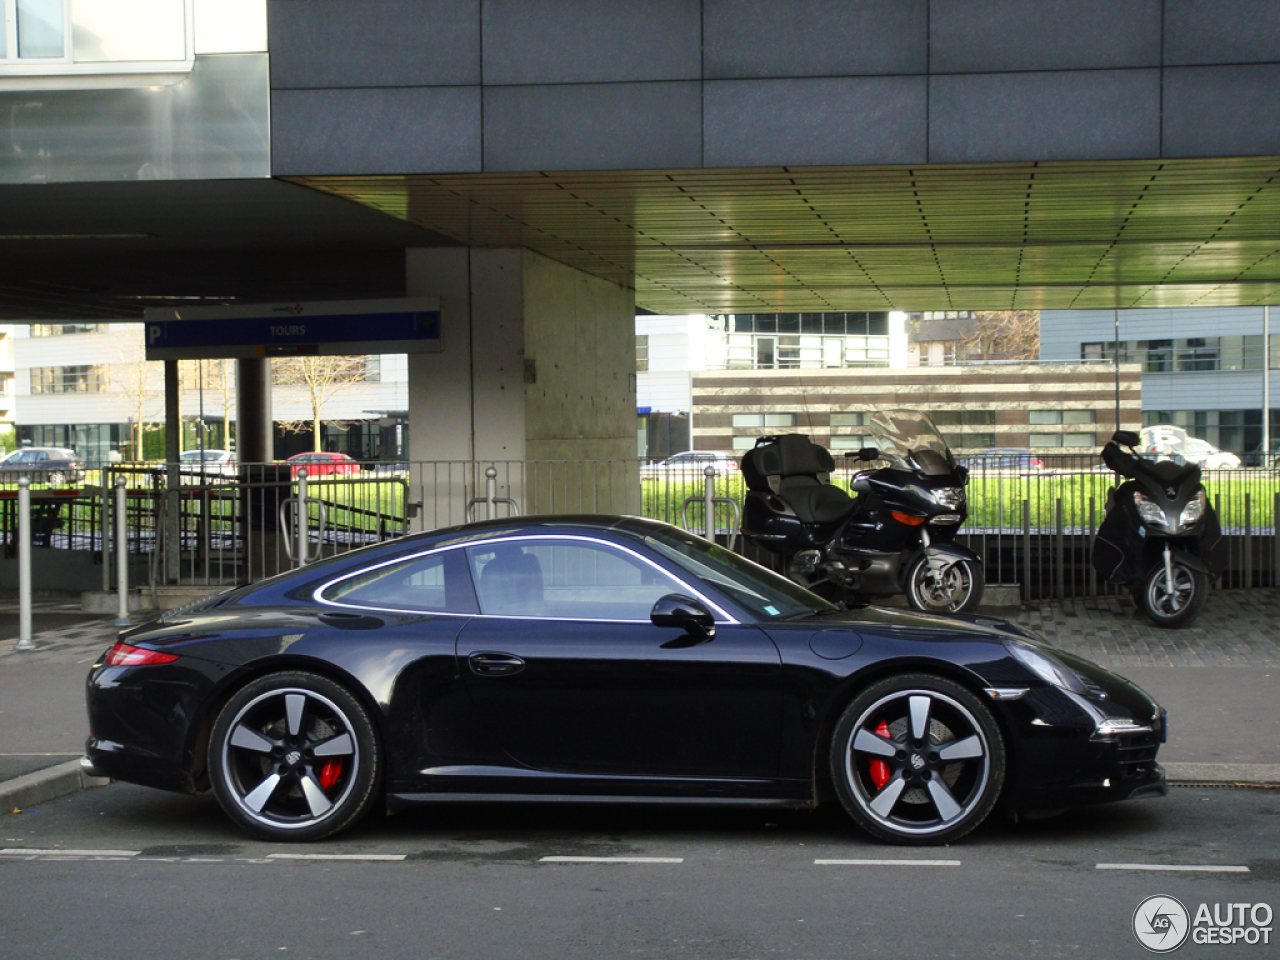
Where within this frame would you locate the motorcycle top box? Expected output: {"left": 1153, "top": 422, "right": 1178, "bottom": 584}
{"left": 741, "top": 410, "right": 984, "bottom": 614}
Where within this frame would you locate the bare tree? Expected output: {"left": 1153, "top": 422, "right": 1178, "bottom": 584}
{"left": 114, "top": 333, "right": 165, "bottom": 460}
{"left": 179, "top": 358, "right": 236, "bottom": 449}
{"left": 273, "top": 354, "right": 370, "bottom": 451}
{"left": 961, "top": 310, "right": 1040, "bottom": 361}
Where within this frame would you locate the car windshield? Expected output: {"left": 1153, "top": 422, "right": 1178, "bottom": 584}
{"left": 643, "top": 527, "right": 835, "bottom": 621}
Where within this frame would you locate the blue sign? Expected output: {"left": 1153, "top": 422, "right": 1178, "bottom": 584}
{"left": 143, "top": 298, "right": 442, "bottom": 360}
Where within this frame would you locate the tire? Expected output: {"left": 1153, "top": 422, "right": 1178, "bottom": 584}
{"left": 208, "top": 671, "right": 381, "bottom": 842}
{"left": 905, "top": 554, "right": 984, "bottom": 614}
{"left": 47, "top": 472, "right": 67, "bottom": 487}
{"left": 830, "top": 673, "right": 1005, "bottom": 845}
{"left": 1139, "top": 561, "right": 1208, "bottom": 628}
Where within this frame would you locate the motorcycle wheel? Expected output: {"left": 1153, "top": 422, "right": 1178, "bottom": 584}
{"left": 905, "top": 555, "right": 984, "bottom": 614}
{"left": 1139, "top": 561, "right": 1208, "bottom": 628}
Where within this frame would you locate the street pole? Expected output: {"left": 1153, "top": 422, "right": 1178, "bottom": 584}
{"left": 1113, "top": 308, "right": 1121, "bottom": 431}
{"left": 1265, "top": 305, "right": 1271, "bottom": 462}
{"left": 16, "top": 478, "right": 33, "bottom": 650}
{"left": 115, "top": 475, "right": 133, "bottom": 627}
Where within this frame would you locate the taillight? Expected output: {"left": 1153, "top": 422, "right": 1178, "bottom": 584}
{"left": 104, "top": 642, "right": 179, "bottom": 667}
{"left": 1031, "top": 458, "right": 1045, "bottom": 469}
{"left": 890, "top": 511, "right": 927, "bottom": 526}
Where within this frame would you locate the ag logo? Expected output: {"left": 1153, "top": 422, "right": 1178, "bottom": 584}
{"left": 1133, "top": 895, "right": 1190, "bottom": 953}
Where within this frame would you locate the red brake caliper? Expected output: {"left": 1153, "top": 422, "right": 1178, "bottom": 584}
{"left": 318, "top": 761, "right": 343, "bottom": 791}
{"left": 869, "top": 721, "right": 892, "bottom": 790}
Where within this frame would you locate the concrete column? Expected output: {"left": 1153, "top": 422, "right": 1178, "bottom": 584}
{"left": 521, "top": 250, "right": 639, "bottom": 514}
{"left": 405, "top": 247, "right": 525, "bottom": 529}
{"left": 235, "top": 358, "right": 274, "bottom": 463}
{"left": 404, "top": 246, "right": 639, "bottom": 524}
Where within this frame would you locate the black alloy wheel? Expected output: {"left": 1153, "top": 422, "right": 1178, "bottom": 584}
{"left": 904, "top": 555, "right": 984, "bottom": 614}
{"left": 831, "top": 674, "right": 1005, "bottom": 845}
{"left": 1139, "top": 561, "right": 1209, "bottom": 628}
{"left": 208, "top": 671, "right": 380, "bottom": 841}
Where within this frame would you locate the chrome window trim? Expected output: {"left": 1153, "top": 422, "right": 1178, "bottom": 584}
{"left": 314, "top": 533, "right": 739, "bottom": 625}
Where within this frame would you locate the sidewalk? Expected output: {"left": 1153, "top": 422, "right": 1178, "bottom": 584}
{"left": 1, "top": 590, "right": 1277, "bottom": 812}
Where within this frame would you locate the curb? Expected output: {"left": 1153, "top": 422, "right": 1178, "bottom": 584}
{"left": 0, "top": 760, "right": 109, "bottom": 813}
{"left": 1, "top": 759, "right": 1277, "bottom": 817}
{"left": 1164, "top": 761, "right": 1280, "bottom": 786}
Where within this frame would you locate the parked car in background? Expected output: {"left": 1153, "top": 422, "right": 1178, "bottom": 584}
{"left": 177, "top": 449, "right": 237, "bottom": 479}
{"left": 1138, "top": 425, "right": 1241, "bottom": 469}
{"left": 954, "top": 448, "right": 1046, "bottom": 473}
{"left": 287, "top": 452, "right": 361, "bottom": 477}
{"left": 640, "top": 450, "right": 738, "bottom": 481}
{"left": 0, "top": 446, "right": 85, "bottom": 486}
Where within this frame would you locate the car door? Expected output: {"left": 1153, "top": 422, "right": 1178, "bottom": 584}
{"left": 455, "top": 535, "right": 784, "bottom": 780}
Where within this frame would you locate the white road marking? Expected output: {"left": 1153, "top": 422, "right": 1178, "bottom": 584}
{"left": 814, "top": 865, "right": 962, "bottom": 870}
{"left": 1096, "top": 863, "right": 1250, "bottom": 873}
{"left": 540, "top": 856, "right": 684, "bottom": 864}
{"left": 266, "top": 853, "right": 407, "bottom": 862}
{"left": 0, "top": 848, "right": 139, "bottom": 857}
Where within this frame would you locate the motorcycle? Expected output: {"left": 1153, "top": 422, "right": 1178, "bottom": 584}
{"left": 1091, "top": 430, "right": 1225, "bottom": 627}
{"left": 740, "top": 410, "right": 984, "bottom": 614}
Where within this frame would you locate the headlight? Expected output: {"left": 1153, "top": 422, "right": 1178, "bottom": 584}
{"left": 1132, "top": 491, "right": 1166, "bottom": 527}
{"left": 1179, "top": 489, "right": 1206, "bottom": 527}
{"left": 931, "top": 486, "right": 966, "bottom": 509}
{"left": 1006, "top": 641, "right": 1087, "bottom": 694}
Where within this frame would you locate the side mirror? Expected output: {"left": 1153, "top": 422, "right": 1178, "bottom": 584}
{"left": 858, "top": 447, "right": 880, "bottom": 462}
{"left": 650, "top": 594, "right": 715, "bottom": 640}
{"left": 1113, "top": 430, "right": 1140, "bottom": 447}
{"left": 954, "top": 463, "right": 969, "bottom": 484}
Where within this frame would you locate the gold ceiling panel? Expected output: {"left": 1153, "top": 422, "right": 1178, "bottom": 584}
{"left": 294, "top": 157, "right": 1280, "bottom": 313}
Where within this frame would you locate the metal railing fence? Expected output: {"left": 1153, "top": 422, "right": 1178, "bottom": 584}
{"left": 1, "top": 454, "right": 1278, "bottom": 602}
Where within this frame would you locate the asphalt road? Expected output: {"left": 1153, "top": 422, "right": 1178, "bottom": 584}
{"left": 1, "top": 783, "right": 1276, "bottom": 960}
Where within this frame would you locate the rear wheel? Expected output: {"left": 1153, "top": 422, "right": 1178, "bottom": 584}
{"left": 47, "top": 471, "right": 67, "bottom": 487}
{"left": 208, "top": 671, "right": 380, "bottom": 841}
{"left": 905, "top": 555, "right": 984, "bottom": 614}
{"left": 1140, "top": 561, "right": 1208, "bottom": 628}
{"left": 830, "top": 674, "right": 1005, "bottom": 845}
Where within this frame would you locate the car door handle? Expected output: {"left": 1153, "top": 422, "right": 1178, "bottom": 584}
{"left": 467, "top": 652, "right": 526, "bottom": 677}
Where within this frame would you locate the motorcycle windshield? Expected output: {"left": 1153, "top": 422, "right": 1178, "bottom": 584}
{"left": 863, "top": 411, "right": 956, "bottom": 476}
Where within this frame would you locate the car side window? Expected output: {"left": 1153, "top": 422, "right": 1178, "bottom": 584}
{"left": 321, "top": 548, "right": 478, "bottom": 614}
{"left": 465, "top": 539, "right": 687, "bottom": 621}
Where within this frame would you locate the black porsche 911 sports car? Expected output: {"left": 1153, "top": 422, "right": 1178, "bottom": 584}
{"left": 84, "top": 516, "right": 1167, "bottom": 845}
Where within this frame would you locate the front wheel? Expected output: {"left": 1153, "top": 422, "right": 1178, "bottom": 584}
{"left": 905, "top": 554, "right": 984, "bottom": 614}
{"left": 208, "top": 671, "right": 381, "bottom": 841}
{"left": 830, "top": 674, "right": 1006, "bottom": 845}
{"left": 1140, "top": 560, "right": 1208, "bottom": 628}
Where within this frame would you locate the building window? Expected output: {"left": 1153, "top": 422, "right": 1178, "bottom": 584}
{"left": 732, "top": 413, "right": 797, "bottom": 428}
{"left": 30, "top": 323, "right": 103, "bottom": 336}
{"left": 943, "top": 432, "right": 995, "bottom": 449}
{"left": 0, "top": 0, "right": 193, "bottom": 78}
{"left": 830, "top": 412, "right": 867, "bottom": 427}
{"left": 635, "top": 335, "right": 648, "bottom": 372}
{"left": 830, "top": 435, "right": 877, "bottom": 450}
{"left": 30, "top": 364, "right": 108, "bottom": 394}
{"left": 1029, "top": 433, "right": 1064, "bottom": 447}
{"left": 932, "top": 410, "right": 996, "bottom": 426}
{"left": 776, "top": 336, "right": 801, "bottom": 368}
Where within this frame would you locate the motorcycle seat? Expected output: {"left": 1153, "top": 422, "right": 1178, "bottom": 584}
{"left": 779, "top": 476, "right": 854, "bottom": 523}
{"left": 743, "top": 434, "right": 854, "bottom": 523}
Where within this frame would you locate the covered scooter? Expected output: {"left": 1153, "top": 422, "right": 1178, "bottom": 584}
{"left": 1092, "top": 430, "right": 1225, "bottom": 627}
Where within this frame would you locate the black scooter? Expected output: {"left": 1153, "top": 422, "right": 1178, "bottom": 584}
{"left": 740, "top": 410, "right": 984, "bottom": 614}
{"left": 1092, "top": 430, "right": 1225, "bottom": 627}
